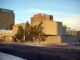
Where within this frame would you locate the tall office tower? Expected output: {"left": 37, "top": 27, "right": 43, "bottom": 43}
{"left": 0, "top": 8, "right": 15, "bottom": 30}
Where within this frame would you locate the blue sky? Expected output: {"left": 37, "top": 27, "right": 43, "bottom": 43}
{"left": 0, "top": 0, "right": 80, "bottom": 30}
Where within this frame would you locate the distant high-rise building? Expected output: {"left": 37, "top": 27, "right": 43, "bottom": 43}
{"left": 0, "top": 8, "right": 15, "bottom": 30}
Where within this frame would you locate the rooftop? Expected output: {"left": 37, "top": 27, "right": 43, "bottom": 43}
{"left": 0, "top": 8, "right": 13, "bottom": 13}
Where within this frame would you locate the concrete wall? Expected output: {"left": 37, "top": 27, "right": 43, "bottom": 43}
{"left": 43, "top": 21, "right": 63, "bottom": 35}
{"left": 41, "top": 35, "right": 62, "bottom": 44}
{"left": 43, "top": 21, "right": 58, "bottom": 35}
{"left": 31, "top": 20, "right": 63, "bottom": 35}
